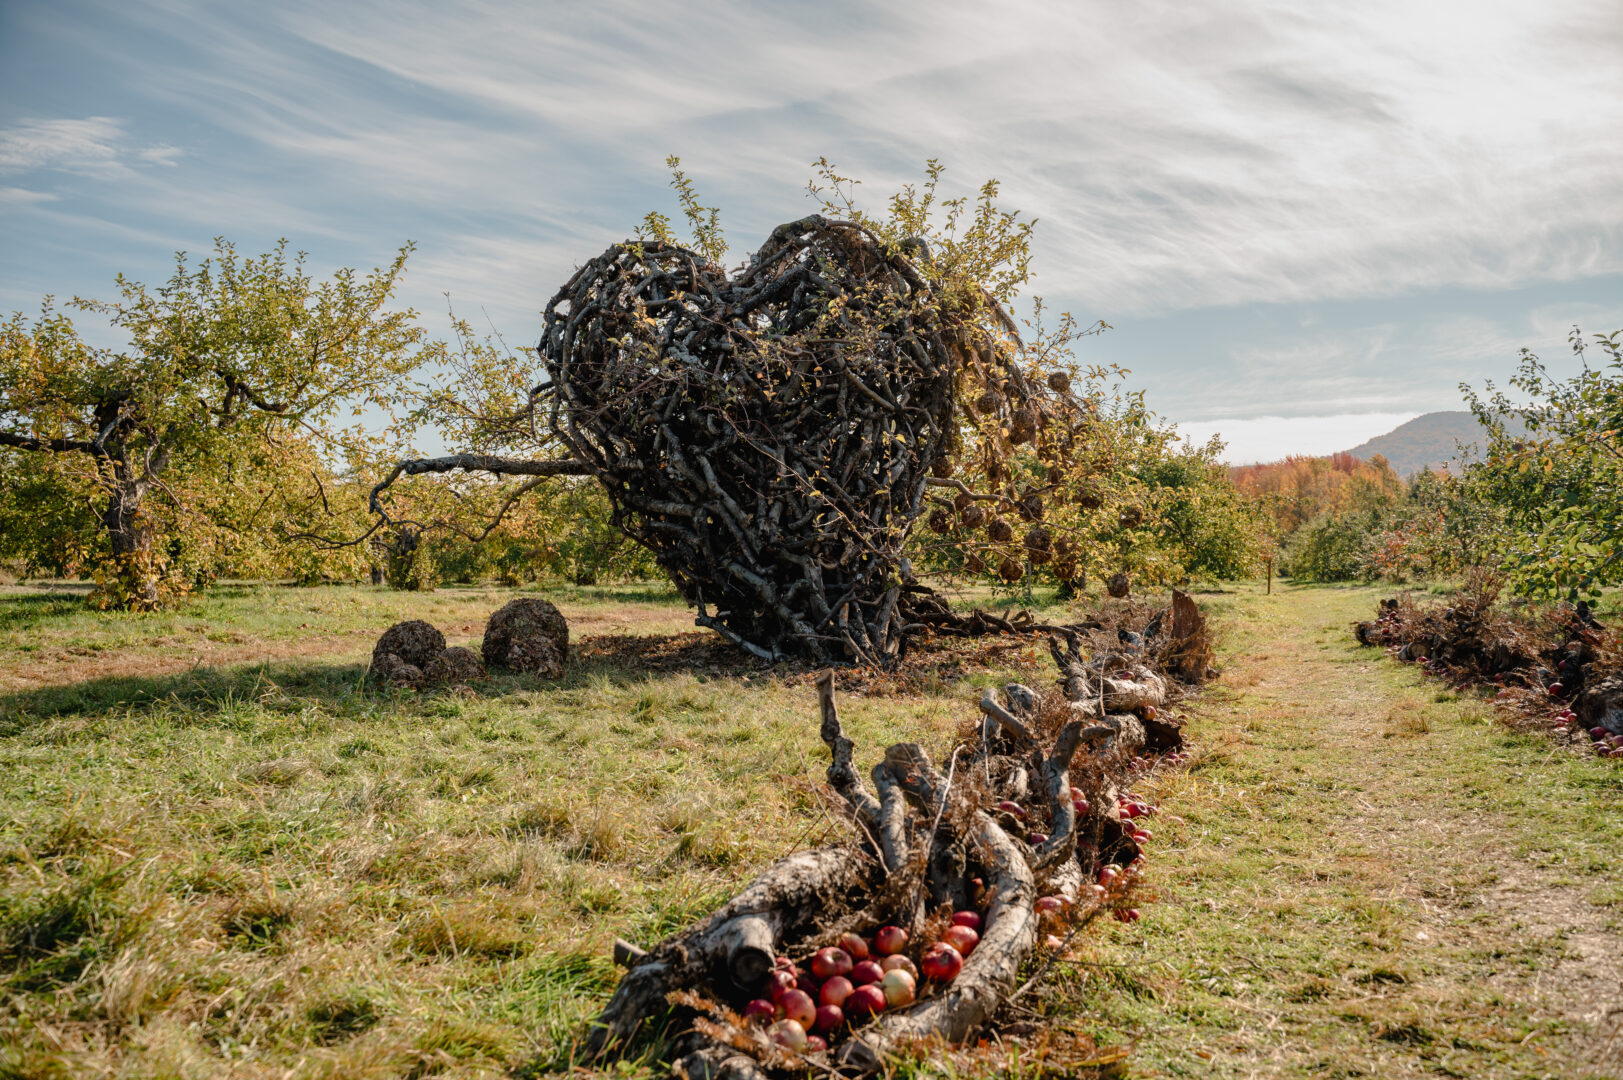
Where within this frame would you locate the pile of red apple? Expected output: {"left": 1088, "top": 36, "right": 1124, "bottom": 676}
{"left": 744, "top": 915, "right": 984, "bottom": 1055}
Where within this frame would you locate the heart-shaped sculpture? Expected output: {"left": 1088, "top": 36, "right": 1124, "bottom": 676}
{"left": 539, "top": 215, "right": 997, "bottom": 663}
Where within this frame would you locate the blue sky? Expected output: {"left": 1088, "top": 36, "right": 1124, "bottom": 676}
{"left": 3, "top": 0, "right": 1620, "bottom": 462}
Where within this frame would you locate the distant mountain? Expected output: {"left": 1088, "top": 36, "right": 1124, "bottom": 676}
{"left": 1344, "top": 410, "right": 1518, "bottom": 476}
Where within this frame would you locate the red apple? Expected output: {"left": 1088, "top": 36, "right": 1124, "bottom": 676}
{"left": 837, "top": 932, "right": 869, "bottom": 961}
{"left": 919, "top": 942, "right": 963, "bottom": 982}
{"left": 774, "top": 954, "right": 794, "bottom": 970}
{"left": 1115, "top": 907, "right": 1142, "bottom": 922}
{"left": 1086, "top": 883, "right": 1107, "bottom": 900}
{"left": 1143, "top": 704, "right": 1157, "bottom": 721}
{"left": 769, "top": 1018, "right": 807, "bottom": 1052}
{"left": 845, "top": 983, "right": 886, "bottom": 1018}
{"left": 744, "top": 998, "right": 776, "bottom": 1024}
{"left": 850, "top": 959, "right": 884, "bottom": 986}
{"left": 819, "top": 975, "right": 853, "bottom": 1008}
{"left": 1072, "top": 796, "right": 1090, "bottom": 816}
{"left": 995, "top": 800, "right": 1028, "bottom": 820}
{"left": 968, "top": 877, "right": 987, "bottom": 905}
{"left": 767, "top": 969, "right": 798, "bottom": 1000}
{"left": 1549, "top": 682, "right": 1564, "bottom": 696}
{"left": 950, "top": 910, "right": 982, "bottom": 932}
{"left": 810, "top": 947, "right": 853, "bottom": 980}
{"left": 812, "top": 1004, "right": 843, "bottom": 1033}
{"left": 1098, "top": 865, "right": 1120, "bottom": 886}
{"left": 880, "top": 968, "right": 917, "bottom": 1007}
{"left": 1028, "top": 832, "right": 1049, "bottom": 846}
{"left": 1035, "top": 895, "right": 1066, "bottom": 915}
{"left": 1135, "top": 828, "right": 1153, "bottom": 842}
{"left": 1592, "top": 727, "right": 1609, "bottom": 741}
{"left": 779, "top": 988, "right": 816, "bottom": 1028}
{"left": 873, "top": 925, "right": 908, "bottom": 956}
{"left": 941, "top": 924, "right": 979, "bottom": 956}
{"left": 805, "top": 1033, "right": 828, "bottom": 1053}
{"left": 880, "top": 954, "right": 919, "bottom": 981}
{"left": 1120, "top": 802, "right": 1139, "bottom": 819}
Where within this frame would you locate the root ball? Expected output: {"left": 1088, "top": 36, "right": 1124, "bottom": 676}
{"left": 372, "top": 619, "right": 445, "bottom": 674}
{"left": 484, "top": 598, "right": 569, "bottom": 677}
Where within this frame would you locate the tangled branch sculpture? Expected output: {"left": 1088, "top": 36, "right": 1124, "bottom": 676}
{"left": 375, "top": 214, "right": 1088, "bottom": 664}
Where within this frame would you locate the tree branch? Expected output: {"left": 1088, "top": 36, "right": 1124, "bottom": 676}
{"left": 367, "top": 454, "right": 591, "bottom": 516}
{"left": 0, "top": 430, "right": 95, "bottom": 454}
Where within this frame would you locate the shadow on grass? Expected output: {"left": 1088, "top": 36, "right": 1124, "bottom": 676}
{"left": 0, "top": 657, "right": 375, "bottom": 730}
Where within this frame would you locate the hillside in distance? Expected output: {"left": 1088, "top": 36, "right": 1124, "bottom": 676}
{"left": 1343, "top": 410, "right": 1518, "bottom": 476}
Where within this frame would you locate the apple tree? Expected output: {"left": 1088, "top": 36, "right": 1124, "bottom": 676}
{"left": 0, "top": 241, "right": 439, "bottom": 607}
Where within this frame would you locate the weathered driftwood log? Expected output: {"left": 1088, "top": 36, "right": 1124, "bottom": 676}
{"left": 584, "top": 845, "right": 878, "bottom": 1059}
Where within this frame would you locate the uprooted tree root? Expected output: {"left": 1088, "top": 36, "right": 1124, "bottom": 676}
{"left": 1354, "top": 571, "right": 1623, "bottom": 761}
{"left": 580, "top": 595, "right": 1209, "bottom": 1077}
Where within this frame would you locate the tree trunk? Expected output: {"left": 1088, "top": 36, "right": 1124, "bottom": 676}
{"left": 99, "top": 478, "right": 160, "bottom": 610}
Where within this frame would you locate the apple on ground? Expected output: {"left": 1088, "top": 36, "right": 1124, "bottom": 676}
{"left": 837, "top": 932, "right": 869, "bottom": 961}
{"left": 873, "top": 925, "right": 908, "bottom": 955}
{"left": 950, "top": 910, "right": 982, "bottom": 931}
{"left": 767, "top": 969, "right": 798, "bottom": 1000}
{"left": 920, "top": 942, "right": 963, "bottom": 982}
{"left": 995, "top": 800, "right": 1028, "bottom": 820}
{"left": 881, "top": 954, "right": 919, "bottom": 981}
{"left": 805, "top": 1034, "right": 828, "bottom": 1053}
{"left": 880, "top": 968, "right": 917, "bottom": 1007}
{"left": 819, "top": 976, "right": 853, "bottom": 1008}
{"left": 769, "top": 1019, "right": 807, "bottom": 1052}
{"left": 845, "top": 984, "right": 886, "bottom": 1018}
{"left": 941, "top": 924, "right": 979, "bottom": 956}
{"left": 813, "top": 1004, "right": 843, "bottom": 1033}
{"left": 810, "top": 947, "right": 853, "bottom": 980}
{"left": 849, "top": 960, "right": 884, "bottom": 986}
{"left": 744, "top": 998, "right": 776, "bottom": 1024}
{"left": 779, "top": 989, "right": 816, "bottom": 1028}
{"left": 1035, "top": 895, "right": 1066, "bottom": 915}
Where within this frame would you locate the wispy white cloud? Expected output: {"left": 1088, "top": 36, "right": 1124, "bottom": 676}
{"left": 2, "top": 0, "right": 1619, "bottom": 424}
{"left": 0, "top": 116, "right": 181, "bottom": 178}
{"left": 0, "top": 186, "right": 57, "bottom": 205}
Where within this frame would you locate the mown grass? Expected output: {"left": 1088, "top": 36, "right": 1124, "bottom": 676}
{"left": 2, "top": 581, "right": 1619, "bottom": 1079}
{"left": 0, "top": 581, "right": 1058, "bottom": 1079}
{"left": 1041, "top": 583, "right": 1623, "bottom": 1079}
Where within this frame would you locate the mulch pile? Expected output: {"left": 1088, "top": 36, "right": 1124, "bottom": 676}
{"left": 1354, "top": 571, "right": 1623, "bottom": 760}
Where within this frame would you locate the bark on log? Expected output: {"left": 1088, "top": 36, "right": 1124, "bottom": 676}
{"left": 585, "top": 846, "right": 876, "bottom": 1059}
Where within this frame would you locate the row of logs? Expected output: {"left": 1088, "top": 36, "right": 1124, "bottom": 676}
{"left": 583, "top": 600, "right": 1200, "bottom": 1077}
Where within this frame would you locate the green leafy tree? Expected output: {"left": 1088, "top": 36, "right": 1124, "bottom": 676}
{"left": 1463, "top": 327, "right": 1623, "bottom": 598}
{"left": 0, "top": 241, "right": 438, "bottom": 606}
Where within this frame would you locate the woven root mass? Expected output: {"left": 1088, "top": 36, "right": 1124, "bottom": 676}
{"left": 1354, "top": 572, "right": 1622, "bottom": 760}
{"left": 538, "top": 215, "right": 1057, "bottom": 667}
{"left": 583, "top": 600, "right": 1209, "bottom": 1076}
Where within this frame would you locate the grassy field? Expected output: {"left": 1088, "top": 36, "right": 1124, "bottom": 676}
{"left": 1, "top": 581, "right": 1619, "bottom": 1078}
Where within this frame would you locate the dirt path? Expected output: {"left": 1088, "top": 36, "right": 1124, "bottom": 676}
{"left": 1076, "top": 584, "right": 1623, "bottom": 1079}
